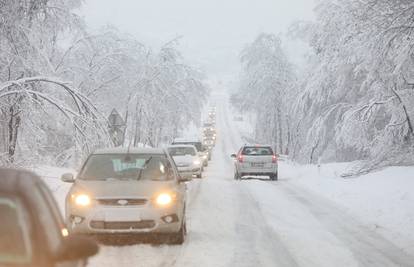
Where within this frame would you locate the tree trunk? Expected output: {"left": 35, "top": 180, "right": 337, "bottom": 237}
{"left": 277, "top": 108, "right": 283, "bottom": 153}
{"left": 7, "top": 105, "right": 21, "bottom": 163}
{"left": 392, "top": 84, "right": 414, "bottom": 137}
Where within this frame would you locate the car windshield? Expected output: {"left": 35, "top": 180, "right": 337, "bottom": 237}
{"left": 168, "top": 147, "right": 196, "bottom": 156}
{"left": 0, "top": 197, "right": 32, "bottom": 264}
{"left": 78, "top": 154, "right": 171, "bottom": 181}
{"left": 242, "top": 146, "right": 273, "bottom": 156}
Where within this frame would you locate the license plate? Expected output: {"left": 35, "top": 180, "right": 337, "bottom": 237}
{"left": 251, "top": 163, "right": 264, "bottom": 168}
{"left": 105, "top": 209, "right": 141, "bottom": 222}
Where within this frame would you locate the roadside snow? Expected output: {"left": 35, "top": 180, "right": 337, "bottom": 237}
{"left": 281, "top": 161, "right": 414, "bottom": 254}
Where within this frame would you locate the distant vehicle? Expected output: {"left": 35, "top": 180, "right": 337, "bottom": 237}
{"left": 61, "top": 147, "right": 189, "bottom": 244}
{"left": 0, "top": 168, "right": 98, "bottom": 267}
{"left": 203, "top": 139, "right": 215, "bottom": 150}
{"left": 167, "top": 145, "right": 203, "bottom": 178}
{"left": 203, "top": 130, "right": 216, "bottom": 143}
{"left": 172, "top": 139, "right": 209, "bottom": 167}
{"left": 231, "top": 145, "right": 278, "bottom": 181}
{"left": 203, "top": 122, "right": 215, "bottom": 131}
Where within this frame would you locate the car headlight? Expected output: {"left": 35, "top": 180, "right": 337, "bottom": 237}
{"left": 156, "top": 193, "right": 173, "bottom": 206}
{"left": 74, "top": 194, "right": 91, "bottom": 206}
{"left": 202, "top": 155, "right": 208, "bottom": 159}
{"left": 194, "top": 159, "right": 201, "bottom": 165}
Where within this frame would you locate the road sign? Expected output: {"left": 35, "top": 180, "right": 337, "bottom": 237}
{"left": 108, "top": 109, "right": 126, "bottom": 146}
{"left": 108, "top": 109, "right": 125, "bottom": 128}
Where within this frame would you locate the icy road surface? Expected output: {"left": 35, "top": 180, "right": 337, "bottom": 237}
{"left": 84, "top": 95, "right": 414, "bottom": 267}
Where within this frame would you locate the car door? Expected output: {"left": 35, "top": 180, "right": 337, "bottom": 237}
{"left": 0, "top": 194, "right": 34, "bottom": 267}
{"left": 167, "top": 156, "right": 187, "bottom": 204}
{"left": 32, "top": 183, "right": 83, "bottom": 267}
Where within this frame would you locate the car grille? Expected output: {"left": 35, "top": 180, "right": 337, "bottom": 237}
{"left": 90, "top": 220, "right": 156, "bottom": 230}
{"left": 96, "top": 198, "right": 147, "bottom": 206}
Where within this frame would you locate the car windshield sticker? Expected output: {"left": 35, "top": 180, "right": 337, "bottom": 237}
{"left": 112, "top": 158, "right": 146, "bottom": 172}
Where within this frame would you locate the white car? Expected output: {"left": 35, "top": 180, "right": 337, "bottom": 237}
{"left": 171, "top": 139, "right": 209, "bottom": 167}
{"left": 61, "top": 147, "right": 189, "bottom": 244}
{"left": 231, "top": 145, "right": 278, "bottom": 181}
{"left": 168, "top": 145, "right": 203, "bottom": 178}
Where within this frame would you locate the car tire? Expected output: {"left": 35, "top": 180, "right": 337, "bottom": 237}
{"left": 234, "top": 172, "right": 240, "bottom": 180}
{"left": 204, "top": 161, "right": 208, "bottom": 167}
{"left": 196, "top": 173, "right": 202, "bottom": 178}
{"left": 270, "top": 172, "right": 278, "bottom": 181}
{"left": 169, "top": 221, "right": 186, "bottom": 245}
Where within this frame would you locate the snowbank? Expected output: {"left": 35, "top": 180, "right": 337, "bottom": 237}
{"left": 281, "top": 161, "right": 414, "bottom": 253}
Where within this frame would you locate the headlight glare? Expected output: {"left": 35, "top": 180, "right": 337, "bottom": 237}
{"left": 74, "top": 194, "right": 91, "bottom": 206}
{"left": 156, "top": 193, "right": 173, "bottom": 206}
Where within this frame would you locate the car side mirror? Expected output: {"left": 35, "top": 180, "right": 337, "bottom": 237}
{"left": 230, "top": 154, "right": 237, "bottom": 158}
{"left": 54, "top": 235, "right": 99, "bottom": 262}
{"left": 61, "top": 173, "right": 75, "bottom": 183}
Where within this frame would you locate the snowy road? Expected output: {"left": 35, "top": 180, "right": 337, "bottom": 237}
{"left": 87, "top": 95, "right": 414, "bottom": 267}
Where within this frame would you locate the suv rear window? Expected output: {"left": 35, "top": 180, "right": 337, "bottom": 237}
{"left": 0, "top": 196, "right": 32, "bottom": 264}
{"left": 79, "top": 154, "right": 172, "bottom": 181}
{"left": 242, "top": 146, "right": 273, "bottom": 156}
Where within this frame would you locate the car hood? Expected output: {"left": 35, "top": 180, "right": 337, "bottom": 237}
{"left": 72, "top": 179, "right": 177, "bottom": 199}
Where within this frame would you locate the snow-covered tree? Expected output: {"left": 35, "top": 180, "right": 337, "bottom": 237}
{"left": 289, "top": 0, "right": 414, "bottom": 172}
{"left": 232, "top": 34, "right": 296, "bottom": 154}
{"left": 0, "top": 1, "right": 208, "bottom": 166}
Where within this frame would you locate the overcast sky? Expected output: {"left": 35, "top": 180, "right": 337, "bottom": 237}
{"left": 80, "top": 0, "right": 316, "bottom": 77}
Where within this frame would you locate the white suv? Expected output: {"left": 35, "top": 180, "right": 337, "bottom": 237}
{"left": 231, "top": 145, "right": 278, "bottom": 181}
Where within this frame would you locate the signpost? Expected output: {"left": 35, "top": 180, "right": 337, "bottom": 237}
{"left": 108, "top": 109, "right": 126, "bottom": 147}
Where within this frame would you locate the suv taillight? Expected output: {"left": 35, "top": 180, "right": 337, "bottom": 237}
{"left": 272, "top": 154, "right": 277, "bottom": 163}
{"left": 238, "top": 154, "right": 244, "bottom": 163}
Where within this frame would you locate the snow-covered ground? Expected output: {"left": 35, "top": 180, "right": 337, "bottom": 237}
{"left": 33, "top": 93, "right": 414, "bottom": 266}
{"left": 284, "top": 162, "right": 414, "bottom": 254}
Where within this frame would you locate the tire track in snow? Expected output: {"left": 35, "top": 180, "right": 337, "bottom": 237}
{"left": 221, "top": 92, "right": 414, "bottom": 266}
{"left": 276, "top": 182, "right": 414, "bottom": 267}
{"left": 217, "top": 96, "right": 299, "bottom": 267}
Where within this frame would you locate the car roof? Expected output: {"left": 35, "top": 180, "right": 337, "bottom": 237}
{"left": 243, "top": 144, "right": 273, "bottom": 148}
{"left": 173, "top": 138, "right": 201, "bottom": 143}
{"left": 93, "top": 147, "right": 166, "bottom": 155}
{"left": 0, "top": 168, "right": 43, "bottom": 195}
{"left": 167, "top": 144, "right": 197, "bottom": 149}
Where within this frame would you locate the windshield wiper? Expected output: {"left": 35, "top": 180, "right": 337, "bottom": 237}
{"left": 137, "top": 156, "right": 153, "bottom": 180}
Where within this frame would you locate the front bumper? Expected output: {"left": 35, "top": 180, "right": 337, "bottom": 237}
{"left": 177, "top": 165, "right": 202, "bottom": 176}
{"left": 66, "top": 201, "right": 184, "bottom": 234}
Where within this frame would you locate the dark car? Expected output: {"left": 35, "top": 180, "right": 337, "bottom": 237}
{"left": 0, "top": 168, "right": 98, "bottom": 267}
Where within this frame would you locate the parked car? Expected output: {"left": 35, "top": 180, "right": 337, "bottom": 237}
{"left": 231, "top": 145, "right": 278, "bottom": 181}
{"left": 61, "top": 147, "right": 189, "bottom": 244}
{"left": 167, "top": 145, "right": 203, "bottom": 178}
{"left": 172, "top": 139, "right": 209, "bottom": 167}
{"left": 0, "top": 168, "right": 98, "bottom": 267}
